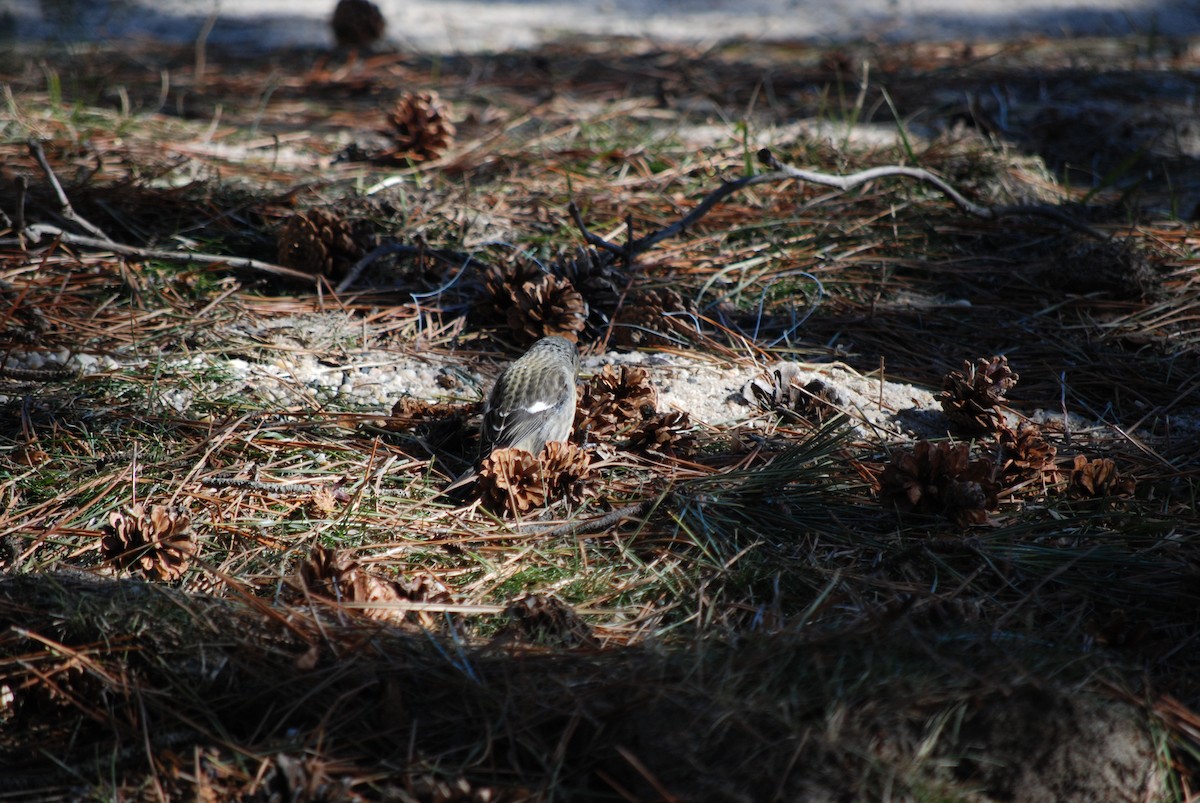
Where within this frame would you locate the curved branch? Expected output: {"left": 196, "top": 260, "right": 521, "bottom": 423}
{"left": 756, "top": 148, "right": 1109, "bottom": 240}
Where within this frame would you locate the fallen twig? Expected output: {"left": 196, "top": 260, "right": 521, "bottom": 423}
{"left": 4, "top": 224, "right": 321, "bottom": 284}
{"left": 27, "top": 139, "right": 112, "bottom": 241}
{"left": 573, "top": 147, "right": 1109, "bottom": 261}
{"left": 754, "top": 148, "right": 1109, "bottom": 241}
{"left": 525, "top": 498, "right": 658, "bottom": 540}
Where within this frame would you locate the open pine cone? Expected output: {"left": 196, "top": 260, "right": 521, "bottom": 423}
{"left": 299, "top": 545, "right": 449, "bottom": 628}
{"left": 388, "top": 397, "right": 476, "bottom": 430}
{"left": 995, "top": 422, "right": 1058, "bottom": 481}
{"left": 550, "top": 246, "right": 626, "bottom": 336}
{"left": 609, "top": 287, "right": 695, "bottom": 349}
{"left": 576, "top": 365, "right": 658, "bottom": 439}
{"left": 100, "top": 503, "right": 195, "bottom": 581}
{"left": 500, "top": 592, "right": 596, "bottom": 647}
{"left": 387, "top": 91, "right": 456, "bottom": 162}
{"left": 1067, "top": 455, "right": 1136, "bottom": 502}
{"left": 879, "top": 441, "right": 999, "bottom": 526}
{"left": 331, "top": 0, "right": 385, "bottom": 48}
{"left": 743, "top": 363, "right": 841, "bottom": 423}
{"left": 276, "top": 209, "right": 366, "bottom": 279}
{"left": 939, "top": 356, "right": 1018, "bottom": 434}
{"left": 477, "top": 443, "right": 591, "bottom": 516}
{"left": 504, "top": 274, "right": 588, "bottom": 344}
{"left": 477, "top": 448, "right": 546, "bottom": 516}
{"left": 627, "top": 410, "right": 695, "bottom": 456}
{"left": 539, "top": 441, "right": 592, "bottom": 504}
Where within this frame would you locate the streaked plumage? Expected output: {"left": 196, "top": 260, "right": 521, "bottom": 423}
{"left": 479, "top": 335, "right": 580, "bottom": 458}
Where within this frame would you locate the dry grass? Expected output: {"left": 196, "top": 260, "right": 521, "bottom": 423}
{"left": 0, "top": 33, "right": 1198, "bottom": 801}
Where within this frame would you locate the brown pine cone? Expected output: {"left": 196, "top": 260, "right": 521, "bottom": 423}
{"left": 996, "top": 422, "right": 1057, "bottom": 481}
{"left": 609, "top": 287, "right": 696, "bottom": 349}
{"left": 627, "top": 410, "right": 695, "bottom": 456}
{"left": 100, "top": 503, "right": 196, "bottom": 581}
{"left": 879, "top": 440, "right": 999, "bottom": 527}
{"left": 500, "top": 592, "right": 596, "bottom": 646}
{"left": 276, "top": 209, "right": 366, "bottom": 279}
{"left": 575, "top": 365, "right": 657, "bottom": 439}
{"left": 539, "top": 440, "right": 592, "bottom": 504}
{"left": 1067, "top": 455, "right": 1136, "bottom": 502}
{"left": 939, "top": 356, "right": 1018, "bottom": 434}
{"left": 504, "top": 274, "right": 588, "bottom": 344}
{"left": 477, "top": 447, "right": 547, "bottom": 516}
{"left": 299, "top": 545, "right": 450, "bottom": 627}
{"left": 387, "top": 91, "right": 456, "bottom": 162}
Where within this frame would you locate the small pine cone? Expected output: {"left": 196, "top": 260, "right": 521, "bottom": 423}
{"left": 299, "top": 546, "right": 450, "bottom": 627}
{"left": 500, "top": 592, "right": 596, "bottom": 646}
{"left": 939, "top": 356, "right": 1019, "bottom": 434}
{"left": 331, "top": 0, "right": 386, "bottom": 48}
{"left": 504, "top": 274, "right": 588, "bottom": 344}
{"left": 478, "top": 260, "right": 546, "bottom": 326}
{"left": 539, "top": 440, "right": 591, "bottom": 504}
{"left": 1067, "top": 455, "right": 1136, "bottom": 502}
{"left": 996, "top": 423, "right": 1057, "bottom": 480}
{"left": 477, "top": 448, "right": 547, "bottom": 516}
{"left": 388, "top": 397, "right": 475, "bottom": 430}
{"left": 277, "top": 209, "right": 365, "bottom": 278}
{"left": 10, "top": 659, "right": 102, "bottom": 723}
{"left": 627, "top": 410, "right": 694, "bottom": 456}
{"left": 100, "top": 503, "right": 195, "bottom": 581}
{"left": 387, "top": 91, "right": 456, "bottom": 162}
{"left": 610, "top": 287, "right": 695, "bottom": 349}
{"left": 879, "top": 440, "right": 999, "bottom": 527}
{"left": 743, "top": 363, "right": 840, "bottom": 423}
{"left": 299, "top": 544, "right": 359, "bottom": 597}
{"left": 552, "top": 247, "right": 624, "bottom": 307}
{"left": 576, "top": 365, "right": 658, "bottom": 439}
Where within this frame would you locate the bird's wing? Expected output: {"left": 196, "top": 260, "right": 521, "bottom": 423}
{"left": 481, "top": 362, "right": 574, "bottom": 455}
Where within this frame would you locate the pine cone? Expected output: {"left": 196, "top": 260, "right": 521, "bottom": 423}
{"left": 609, "top": 287, "right": 695, "bottom": 349}
{"left": 879, "top": 441, "right": 999, "bottom": 527}
{"left": 477, "top": 448, "right": 546, "bottom": 516}
{"left": 1067, "top": 455, "right": 1135, "bottom": 502}
{"left": 500, "top": 592, "right": 596, "bottom": 646}
{"left": 576, "top": 365, "right": 657, "bottom": 439}
{"left": 276, "top": 209, "right": 366, "bottom": 278}
{"left": 387, "top": 91, "right": 456, "bottom": 162}
{"left": 388, "top": 397, "right": 476, "bottom": 430}
{"left": 539, "top": 440, "right": 592, "bottom": 504}
{"left": 504, "top": 274, "right": 588, "bottom": 344}
{"left": 627, "top": 410, "right": 694, "bottom": 456}
{"left": 939, "top": 356, "right": 1018, "bottom": 434}
{"left": 100, "top": 503, "right": 195, "bottom": 581}
{"left": 996, "top": 423, "right": 1057, "bottom": 481}
{"left": 550, "top": 246, "right": 627, "bottom": 339}
{"left": 299, "top": 546, "right": 450, "bottom": 627}
{"left": 477, "top": 443, "right": 591, "bottom": 516}
{"left": 743, "top": 363, "right": 840, "bottom": 423}
{"left": 331, "top": 0, "right": 385, "bottom": 48}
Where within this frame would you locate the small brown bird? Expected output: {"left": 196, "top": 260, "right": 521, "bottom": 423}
{"left": 478, "top": 336, "right": 580, "bottom": 459}
{"left": 443, "top": 336, "right": 580, "bottom": 497}
{"left": 331, "top": 0, "right": 386, "bottom": 50}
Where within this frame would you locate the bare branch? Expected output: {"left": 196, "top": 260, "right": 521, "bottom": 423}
{"left": 27, "top": 139, "right": 113, "bottom": 241}
{"left": 755, "top": 148, "right": 1109, "bottom": 240}
{"left": 6, "top": 224, "right": 321, "bottom": 284}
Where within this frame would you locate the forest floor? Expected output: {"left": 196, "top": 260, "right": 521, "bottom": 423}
{"left": 0, "top": 30, "right": 1199, "bottom": 801}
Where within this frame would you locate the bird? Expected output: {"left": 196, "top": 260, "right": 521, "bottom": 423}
{"left": 478, "top": 335, "right": 580, "bottom": 459}
{"left": 331, "top": 0, "right": 386, "bottom": 50}
{"left": 442, "top": 336, "right": 580, "bottom": 498}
